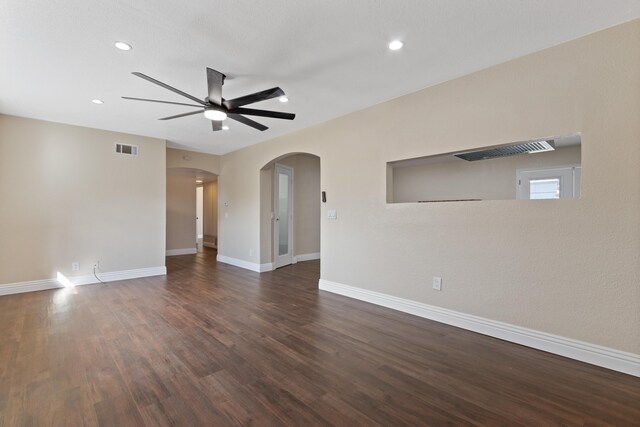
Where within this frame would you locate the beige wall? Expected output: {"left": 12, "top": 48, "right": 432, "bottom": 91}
{"left": 290, "top": 155, "right": 321, "bottom": 256}
{"left": 0, "top": 115, "right": 166, "bottom": 284}
{"left": 393, "top": 145, "right": 581, "bottom": 202}
{"left": 259, "top": 154, "right": 321, "bottom": 263}
{"left": 166, "top": 174, "right": 196, "bottom": 251}
{"left": 166, "top": 147, "right": 220, "bottom": 175}
{"left": 203, "top": 180, "right": 218, "bottom": 246}
{"left": 218, "top": 20, "right": 640, "bottom": 354}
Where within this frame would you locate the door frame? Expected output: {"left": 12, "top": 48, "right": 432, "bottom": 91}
{"left": 274, "top": 164, "right": 294, "bottom": 269}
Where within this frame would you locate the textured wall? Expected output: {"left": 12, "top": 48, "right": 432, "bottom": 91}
{"left": 218, "top": 21, "right": 640, "bottom": 353}
{"left": 166, "top": 174, "right": 196, "bottom": 251}
{"left": 166, "top": 147, "right": 220, "bottom": 175}
{"left": 203, "top": 180, "right": 218, "bottom": 243}
{"left": 0, "top": 115, "right": 166, "bottom": 283}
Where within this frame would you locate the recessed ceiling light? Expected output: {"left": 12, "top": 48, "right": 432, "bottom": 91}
{"left": 114, "top": 41, "right": 132, "bottom": 51}
{"left": 196, "top": 180, "right": 203, "bottom": 184}
{"left": 388, "top": 40, "right": 404, "bottom": 51}
{"left": 279, "top": 96, "right": 289, "bottom": 103}
{"left": 91, "top": 99, "right": 104, "bottom": 104}
{"left": 222, "top": 125, "right": 229, "bottom": 130}
{"left": 204, "top": 108, "right": 227, "bottom": 121}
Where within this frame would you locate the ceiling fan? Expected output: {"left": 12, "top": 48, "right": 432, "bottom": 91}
{"left": 123, "top": 67, "right": 295, "bottom": 132}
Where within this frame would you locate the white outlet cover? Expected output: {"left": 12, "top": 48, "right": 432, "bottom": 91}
{"left": 328, "top": 210, "right": 337, "bottom": 219}
{"left": 72, "top": 262, "right": 79, "bottom": 271}
{"left": 433, "top": 276, "right": 442, "bottom": 291}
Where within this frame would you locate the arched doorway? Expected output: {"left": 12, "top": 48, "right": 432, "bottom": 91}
{"left": 260, "top": 153, "right": 321, "bottom": 270}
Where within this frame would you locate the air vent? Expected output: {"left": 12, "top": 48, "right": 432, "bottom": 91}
{"left": 115, "top": 143, "right": 139, "bottom": 156}
{"left": 455, "top": 140, "right": 555, "bottom": 162}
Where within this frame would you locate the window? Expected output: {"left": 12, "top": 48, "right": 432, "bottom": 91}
{"left": 517, "top": 166, "right": 581, "bottom": 200}
{"left": 529, "top": 178, "right": 560, "bottom": 199}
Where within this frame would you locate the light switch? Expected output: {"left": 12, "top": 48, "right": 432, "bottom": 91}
{"left": 327, "top": 210, "right": 337, "bottom": 220}
{"left": 433, "top": 276, "right": 442, "bottom": 291}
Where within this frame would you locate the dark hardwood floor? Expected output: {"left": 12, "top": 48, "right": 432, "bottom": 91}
{"left": 1, "top": 248, "right": 639, "bottom": 426}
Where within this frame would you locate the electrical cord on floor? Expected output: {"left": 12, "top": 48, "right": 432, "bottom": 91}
{"left": 93, "top": 265, "right": 107, "bottom": 285}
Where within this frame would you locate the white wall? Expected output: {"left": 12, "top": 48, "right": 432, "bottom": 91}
{"left": 218, "top": 20, "right": 640, "bottom": 354}
{"left": 0, "top": 114, "right": 166, "bottom": 284}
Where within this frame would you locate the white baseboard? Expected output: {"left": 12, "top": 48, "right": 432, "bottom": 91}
{"left": 293, "top": 252, "right": 320, "bottom": 263}
{"left": 216, "top": 254, "right": 267, "bottom": 272}
{"left": 318, "top": 279, "right": 640, "bottom": 378}
{"left": 203, "top": 242, "right": 217, "bottom": 249}
{"left": 218, "top": 252, "right": 318, "bottom": 271}
{"left": 166, "top": 248, "right": 197, "bottom": 256}
{"left": 0, "top": 266, "right": 167, "bottom": 297}
{"left": 260, "top": 262, "right": 274, "bottom": 272}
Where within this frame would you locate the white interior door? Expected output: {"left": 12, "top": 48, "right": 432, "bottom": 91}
{"left": 196, "top": 186, "right": 203, "bottom": 243}
{"left": 274, "top": 165, "right": 293, "bottom": 268}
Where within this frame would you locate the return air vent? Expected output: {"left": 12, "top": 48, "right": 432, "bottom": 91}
{"left": 454, "top": 140, "right": 555, "bottom": 162}
{"left": 115, "top": 143, "right": 139, "bottom": 156}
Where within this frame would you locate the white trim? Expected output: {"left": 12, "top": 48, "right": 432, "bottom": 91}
{"left": 292, "top": 252, "right": 321, "bottom": 263}
{"left": 216, "top": 255, "right": 276, "bottom": 272}
{"left": 274, "top": 163, "right": 294, "bottom": 269}
{"left": 216, "top": 254, "right": 259, "bottom": 272}
{"left": 260, "top": 262, "right": 274, "bottom": 272}
{"left": 203, "top": 242, "right": 217, "bottom": 249}
{"left": 166, "top": 248, "right": 197, "bottom": 256}
{"left": 0, "top": 267, "right": 167, "bottom": 297}
{"left": 318, "top": 279, "right": 640, "bottom": 377}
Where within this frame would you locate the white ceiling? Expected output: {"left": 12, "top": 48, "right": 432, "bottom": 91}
{"left": 1, "top": 1, "right": 638, "bottom": 155}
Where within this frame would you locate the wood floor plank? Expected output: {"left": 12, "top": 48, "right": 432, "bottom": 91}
{"left": 1, "top": 248, "right": 639, "bottom": 426}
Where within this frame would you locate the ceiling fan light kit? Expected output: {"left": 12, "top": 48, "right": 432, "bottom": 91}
{"left": 123, "top": 67, "right": 295, "bottom": 132}
{"left": 203, "top": 108, "right": 227, "bottom": 121}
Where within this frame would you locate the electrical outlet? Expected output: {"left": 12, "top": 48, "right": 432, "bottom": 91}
{"left": 92, "top": 261, "right": 99, "bottom": 270}
{"left": 72, "top": 262, "right": 80, "bottom": 271}
{"left": 249, "top": 249, "right": 253, "bottom": 257}
{"left": 433, "top": 276, "right": 442, "bottom": 291}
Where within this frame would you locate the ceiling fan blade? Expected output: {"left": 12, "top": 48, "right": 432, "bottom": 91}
{"left": 228, "top": 113, "right": 268, "bottom": 131}
{"left": 211, "top": 120, "right": 222, "bottom": 132}
{"left": 206, "top": 68, "right": 224, "bottom": 106}
{"left": 230, "top": 107, "right": 295, "bottom": 120}
{"left": 158, "top": 110, "right": 203, "bottom": 120}
{"left": 122, "top": 96, "right": 202, "bottom": 107}
{"left": 132, "top": 72, "right": 206, "bottom": 105}
{"left": 223, "top": 87, "right": 285, "bottom": 110}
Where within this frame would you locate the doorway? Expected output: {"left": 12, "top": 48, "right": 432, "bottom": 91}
{"left": 259, "top": 153, "right": 321, "bottom": 271}
{"left": 274, "top": 164, "right": 293, "bottom": 268}
{"left": 166, "top": 167, "right": 218, "bottom": 256}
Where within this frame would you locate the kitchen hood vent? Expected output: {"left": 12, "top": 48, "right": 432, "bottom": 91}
{"left": 455, "top": 140, "right": 555, "bottom": 162}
